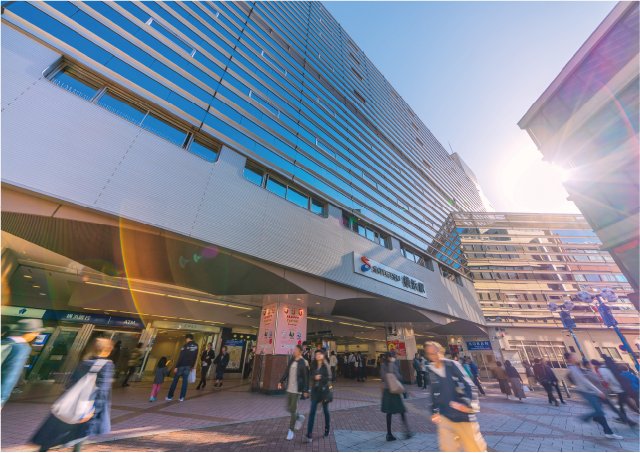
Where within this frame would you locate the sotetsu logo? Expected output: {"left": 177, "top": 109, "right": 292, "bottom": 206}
{"left": 360, "top": 256, "right": 371, "bottom": 272}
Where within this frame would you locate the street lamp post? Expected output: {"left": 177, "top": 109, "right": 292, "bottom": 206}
{"left": 578, "top": 289, "right": 640, "bottom": 369}
{"left": 548, "top": 300, "right": 585, "bottom": 359}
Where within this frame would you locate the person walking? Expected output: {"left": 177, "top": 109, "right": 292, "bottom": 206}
{"left": 603, "top": 356, "right": 639, "bottom": 413}
{"left": 304, "top": 349, "right": 332, "bottom": 442}
{"left": 524, "top": 362, "right": 536, "bottom": 392}
{"left": 546, "top": 360, "right": 566, "bottom": 405}
{"left": 421, "top": 355, "right": 429, "bottom": 389}
{"left": 122, "top": 342, "right": 143, "bottom": 387}
{"left": 357, "top": 352, "right": 365, "bottom": 382}
{"left": 425, "top": 342, "right": 486, "bottom": 452}
{"left": 1, "top": 319, "right": 42, "bottom": 408}
{"left": 505, "top": 360, "right": 526, "bottom": 402}
{"left": 278, "top": 344, "right": 309, "bottom": 441}
{"left": 150, "top": 357, "right": 170, "bottom": 402}
{"left": 466, "top": 358, "right": 485, "bottom": 395}
{"left": 413, "top": 353, "right": 423, "bottom": 388}
{"left": 197, "top": 343, "right": 214, "bottom": 390}
{"left": 533, "top": 358, "right": 558, "bottom": 406}
{"left": 380, "top": 351, "right": 412, "bottom": 441}
{"left": 212, "top": 345, "right": 230, "bottom": 389}
{"left": 585, "top": 360, "right": 632, "bottom": 425}
{"left": 565, "top": 352, "right": 622, "bottom": 440}
{"left": 619, "top": 363, "right": 639, "bottom": 409}
{"left": 329, "top": 351, "right": 338, "bottom": 382}
{"left": 493, "top": 361, "right": 512, "bottom": 400}
{"left": 343, "top": 354, "right": 349, "bottom": 379}
{"left": 107, "top": 340, "right": 121, "bottom": 365}
{"left": 166, "top": 333, "right": 199, "bottom": 402}
{"left": 348, "top": 352, "right": 356, "bottom": 380}
{"left": 31, "top": 337, "right": 114, "bottom": 451}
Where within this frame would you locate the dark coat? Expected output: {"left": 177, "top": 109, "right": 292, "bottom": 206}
{"left": 213, "top": 352, "right": 230, "bottom": 372}
{"left": 31, "top": 358, "right": 114, "bottom": 450}
{"left": 428, "top": 360, "right": 480, "bottom": 423}
{"left": 309, "top": 362, "right": 331, "bottom": 402}
{"left": 201, "top": 348, "right": 214, "bottom": 367}
{"left": 280, "top": 357, "right": 309, "bottom": 393}
{"left": 505, "top": 365, "right": 521, "bottom": 380}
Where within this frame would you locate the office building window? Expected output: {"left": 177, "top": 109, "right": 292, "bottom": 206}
{"left": 249, "top": 90, "right": 279, "bottom": 117}
{"left": 261, "top": 49, "right": 287, "bottom": 76}
{"left": 595, "top": 347, "right": 622, "bottom": 360}
{"left": 341, "top": 211, "right": 389, "bottom": 248}
{"left": 440, "top": 266, "right": 463, "bottom": 286}
{"left": 243, "top": 163, "right": 324, "bottom": 216}
{"left": 401, "top": 244, "right": 434, "bottom": 271}
{"left": 353, "top": 90, "right": 366, "bottom": 103}
{"left": 47, "top": 62, "right": 219, "bottom": 152}
{"left": 146, "top": 17, "right": 196, "bottom": 57}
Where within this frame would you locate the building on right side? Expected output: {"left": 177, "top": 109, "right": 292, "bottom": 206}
{"left": 441, "top": 212, "right": 639, "bottom": 380}
{"left": 518, "top": 1, "right": 639, "bottom": 309}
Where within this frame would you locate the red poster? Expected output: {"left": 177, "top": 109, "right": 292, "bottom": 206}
{"left": 274, "top": 304, "right": 306, "bottom": 354}
{"left": 256, "top": 303, "right": 277, "bottom": 355}
{"left": 387, "top": 340, "right": 407, "bottom": 358}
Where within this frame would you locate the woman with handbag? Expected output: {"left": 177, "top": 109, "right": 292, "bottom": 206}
{"left": 31, "top": 338, "right": 114, "bottom": 452}
{"left": 493, "top": 361, "right": 512, "bottom": 400}
{"left": 303, "top": 350, "right": 332, "bottom": 442}
{"left": 380, "top": 351, "right": 412, "bottom": 441}
{"left": 504, "top": 360, "right": 526, "bottom": 402}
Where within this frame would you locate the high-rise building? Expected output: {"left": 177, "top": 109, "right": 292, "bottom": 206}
{"left": 518, "top": 1, "right": 639, "bottom": 308}
{"left": 1, "top": 2, "right": 487, "bottom": 389}
{"left": 442, "top": 212, "right": 639, "bottom": 378}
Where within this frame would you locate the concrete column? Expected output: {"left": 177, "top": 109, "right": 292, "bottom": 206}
{"left": 251, "top": 301, "right": 307, "bottom": 395}
{"left": 386, "top": 323, "right": 418, "bottom": 384}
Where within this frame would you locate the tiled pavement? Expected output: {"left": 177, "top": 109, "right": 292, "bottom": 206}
{"left": 2, "top": 378, "right": 638, "bottom": 451}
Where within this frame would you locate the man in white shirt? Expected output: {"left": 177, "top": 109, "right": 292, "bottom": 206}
{"left": 348, "top": 353, "right": 356, "bottom": 380}
{"left": 329, "top": 351, "right": 338, "bottom": 382}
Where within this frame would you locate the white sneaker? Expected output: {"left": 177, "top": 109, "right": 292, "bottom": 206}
{"left": 294, "top": 414, "right": 305, "bottom": 431}
{"left": 286, "top": 430, "right": 294, "bottom": 441}
{"left": 605, "top": 433, "right": 623, "bottom": 440}
{"left": 179, "top": 398, "right": 184, "bottom": 402}
{"left": 165, "top": 397, "right": 172, "bottom": 401}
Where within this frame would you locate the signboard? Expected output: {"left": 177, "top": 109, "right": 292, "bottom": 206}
{"left": 46, "top": 310, "right": 145, "bottom": 329}
{"left": 619, "top": 345, "right": 627, "bottom": 352}
{"left": 387, "top": 340, "right": 407, "bottom": 358}
{"left": 256, "top": 303, "right": 277, "bottom": 354}
{"left": 32, "top": 333, "right": 51, "bottom": 347}
{"left": 353, "top": 252, "right": 427, "bottom": 298}
{"left": 1, "top": 306, "right": 46, "bottom": 318}
{"left": 151, "top": 320, "right": 221, "bottom": 333}
{"left": 466, "top": 341, "right": 492, "bottom": 351}
{"left": 225, "top": 339, "right": 243, "bottom": 370}
{"left": 274, "top": 303, "right": 306, "bottom": 354}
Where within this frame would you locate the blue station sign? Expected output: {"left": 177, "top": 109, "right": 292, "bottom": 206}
{"left": 466, "top": 341, "right": 492, "bottom": 351}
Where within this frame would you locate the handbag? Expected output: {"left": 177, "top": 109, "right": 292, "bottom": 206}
{"left": 386, "top": 369, "right": 405, "bottom": 394}
{"left": 51, "top": 359, "right": 106, "bottom": 424}
{"left": 323, "top": 384, "right": 333, "bottom": 403}
{"left": 188, "top": 368, "right": 196, "bottom": 383}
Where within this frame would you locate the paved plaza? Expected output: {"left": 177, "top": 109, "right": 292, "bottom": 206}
{"left": 1, "top": 378, "right": 638, "bottom": 452}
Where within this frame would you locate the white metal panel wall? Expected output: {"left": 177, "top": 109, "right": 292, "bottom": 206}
{"left": 1, "top": 27, "right": 485, "bottom": 325}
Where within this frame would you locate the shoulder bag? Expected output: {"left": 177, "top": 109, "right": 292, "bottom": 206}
{"left": 51, "top": 359, "right": 107, "bottom": 424}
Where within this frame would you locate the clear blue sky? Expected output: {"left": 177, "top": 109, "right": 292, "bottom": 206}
{"left": 323, "top": 1, "right": 616, "bottom": 214}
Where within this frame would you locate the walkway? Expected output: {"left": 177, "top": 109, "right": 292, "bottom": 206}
{"left": 2, "top": 378, "right": 638, "bottom": 451}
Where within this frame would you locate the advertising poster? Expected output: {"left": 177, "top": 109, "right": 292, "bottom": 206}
{"left": 387, "top": 340, "right": 407, "bottom": 358}
{"left": 225, "top": 339, "right": 244, "bottom": 370}
{"left": 274, "top": 303, "right": 306, "bottom": 354}
{"left": 256, "top": 303, "right": 277, "bottom": 354}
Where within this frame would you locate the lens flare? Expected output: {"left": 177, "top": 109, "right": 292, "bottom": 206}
{"left": 202, "top": 245, "right": 218, "bottom": 259}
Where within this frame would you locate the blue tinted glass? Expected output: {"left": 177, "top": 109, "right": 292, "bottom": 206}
{"left": 266, "top": 177, "right": 287, "bottom": 198}
{"left": 244, "top": 167, "right": 263, "bottom": 185}
{"left": 311, "top": 199, "right": 323, "bottom": 215}
{"left": 149, "top": 19, "right": 193, "bottom": 54}
{"left": 96, "top": 92, "right": 146, "bottom": 124}
{"left": 140, "top": 113, "right": 187, "bottom": 146}
{"left": 50, "top": 68, "right": 100, "bottom": 101}
{"left": 189, "top": 141, "right": 218, "bottom": 162}
{"left": 286, "top": 187, "right": 309, "bottom": 208}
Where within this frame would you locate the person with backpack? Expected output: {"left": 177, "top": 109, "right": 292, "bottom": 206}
{"left": 166, "top": 333, "right": 199, "bottom": 402}
{"left": 380, "top": 351, "right": 412, "bottom": 441}
{"left": 466, "top": 358, "right": 485, "bottom": 395}
{"left": 565, "top": 352, "right": 622, "bottom": 440}
{"left": 1, "top": 319, "right": 42, "bottom": 408}
{"left": 533, "top": 358, "right": 558, "bottom": 406}
{"left": 278, "top": 344, "right": 309, "bottom": 441}
{"left": 122, "top": 342, "right": 143, "bottom": 387}
{"left": 303, "top": 349, "right": 332, "bottom": 442}
{"left": 425, "top": 341, "right": 485, "bottom": 452}
{"left": 31, "top": 337, "right": 114, "bottom": 451}
{"left": 150, "top": 357, "right": 171, "bottom": 402}
{"left": 619, "top": 363, "right": 639, "bottom": 412}
{"left": 212, "top": 345, "right": 230, "bottom": 389}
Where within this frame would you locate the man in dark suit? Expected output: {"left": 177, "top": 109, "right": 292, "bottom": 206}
{"left": 196, "top": 342, "right": 214, "bottom": 390}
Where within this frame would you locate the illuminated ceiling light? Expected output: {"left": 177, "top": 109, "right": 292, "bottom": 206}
{"left": 308, "top": 317, "right": 333, "bottom": 322}
{"left": 316, "top": 302, "right": 320, "bottom": 304}
{"left": 296, "top": 298, "right": 301, "bottom": 300}
{"left": 130, "top": 289, "right": 165, "bottom": 296}
{"left": 39, "top": 293, "right": 46, "bottom": 295}
{"left": 167, "top": 295, "right": 199, "bottom": 301}
{"left": 85, "top": 282, "right": 124, "bottom": 289}
{"left": 339, "top": 322, "right": 354, "bottom": 326}
{"left": 33, "top": 286, "right": 40, "bottom": 288}
{"left": 200, "top": 301, "right": 227, "bottom": 306}
{"left": 227, "top": 304, "right": 251, "bottom": 309}
{"left": 24, "top": 275, "right": 32, "bottom": 278}
{"left": 84, "top": 308, "right": 99, "bottom": 311}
